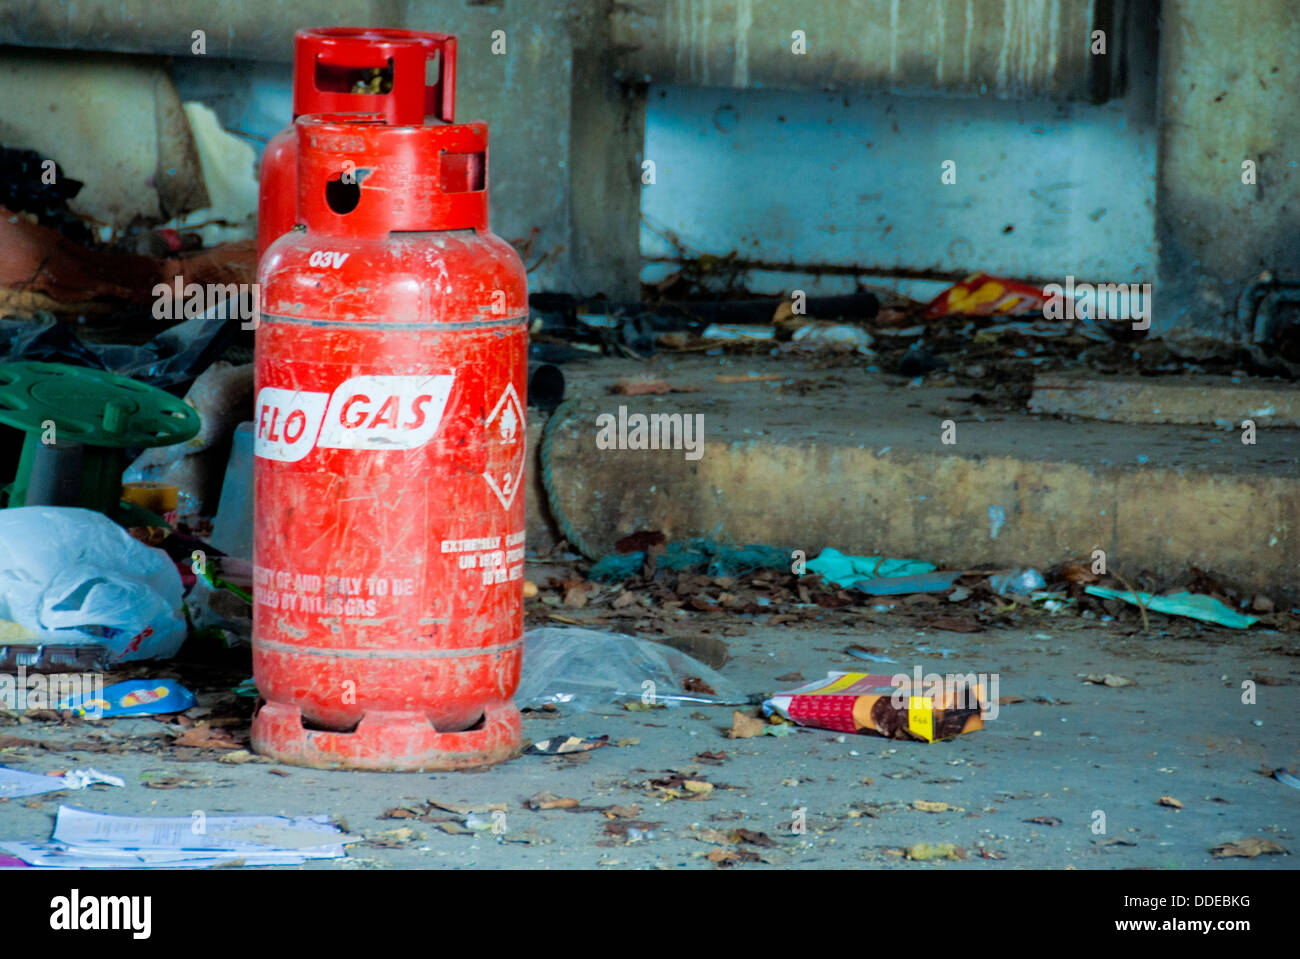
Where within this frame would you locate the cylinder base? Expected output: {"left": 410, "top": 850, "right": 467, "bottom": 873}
{"left": 250, "top": 699, "right": 522, "bottom": 771}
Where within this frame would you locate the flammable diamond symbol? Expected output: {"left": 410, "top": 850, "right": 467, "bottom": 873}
{"left": 483, "top": 383, "right": 525, "bottom": 509}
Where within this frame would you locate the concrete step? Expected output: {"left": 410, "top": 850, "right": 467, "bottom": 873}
{"left": 525, "top": 355, "right": 1300, "bottom": 602}
{"left": 1030, "top": 372, "right": 1300, "bottom": 427}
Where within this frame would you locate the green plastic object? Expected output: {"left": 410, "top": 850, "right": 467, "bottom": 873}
{"left": 0, "top": 361, "right": 200, "bottom": 517}
{"left": 1084, "top": 585, "right": 1259, "bottom": 629}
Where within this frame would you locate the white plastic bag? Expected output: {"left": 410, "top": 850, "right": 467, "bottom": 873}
{"left": 515, "top": 626, "right": 749, "bottom": 711}
{"left": 0, "top": 507, "right": 186, "bottom": 661}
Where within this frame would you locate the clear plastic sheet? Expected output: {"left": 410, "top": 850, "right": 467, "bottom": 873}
{"left": 515, "top": 626, "right": 749, "bottom": 711}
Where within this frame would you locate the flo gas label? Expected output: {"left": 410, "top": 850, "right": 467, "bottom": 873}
{"left": 255, "top": 374, "right": 455, "bottom": 461}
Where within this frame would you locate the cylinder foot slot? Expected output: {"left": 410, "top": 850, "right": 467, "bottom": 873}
{"left": 251, "top": 699, "right": 521, "bottom": 771}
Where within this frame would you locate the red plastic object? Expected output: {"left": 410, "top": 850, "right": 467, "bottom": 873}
{"left": 257, "top": 27, "right": 457, "bottom": 259}
{"left": 251, "top": 113, "right": 527, "bottom": 770}
{"left": 922, "top": 272, "right": 1050, "bottom": 320}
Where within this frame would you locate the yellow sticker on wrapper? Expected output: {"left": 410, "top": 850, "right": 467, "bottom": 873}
{"left": 908, "top": 696, "right": 934, "bottom": 742}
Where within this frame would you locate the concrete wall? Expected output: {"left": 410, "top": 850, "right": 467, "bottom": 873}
{"left": 1155, "top": 0, "right": 1300, "bottom": 343}
{"left": 640, "top": 83, "right": 1158, "bottom": 299}
{"left": 612, "top": 0, "right": 1123, "bottom": 101}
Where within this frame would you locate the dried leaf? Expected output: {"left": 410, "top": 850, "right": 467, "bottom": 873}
{"left": 706, "top": 847, "right": 759, "bottom": 867}
{"left": 1061, "top": 564, "right": 1099, "bottom": 584}
{"left": 605, "top": 804, "right": 640, "bottom": 819}
{"left": 912, "top": 800, "right": 963, "bottom": 813}
{"left": 526, "top": 792, "right": 580, "bottom": 810}
{"left": 435, "top": 822, "right": 475, "bottom": 836}
{"left": 561, "top": 582, "right": 592, "bottom": 607}
{"left": 691, "top": 827, "right": 734, "bottom": 845}
{"left": 693, "top": 750, "right": 730, "bottom": 765}
{"left": 906, "top": 842, "right": 967, "bottom": 861}
{"left": 1157, "top": 795, "right": 1184, "bottom": 810}
{"left": 683, "top": 780, "right": 714, "bottom": 795}
{"left": 1083, "top": 674, "right": 1136, "bottom": 688}
{"left": 729, "top": 711, "right": 766, "bottom": 739}
{"left": 1210, "top": 837, "right": 1288, "bottom": 859}
{"left": 611, "top": 377, "right": 700, "bottom": 396}
{"left": 173, "top": 724, "right": 241, "bottom": 749}
{"left": 1024, "top": 816, "right": 1063, "bottom": 826}
{"left": 682, "top": 677, "right": 716, "bottom": 696}
{"left": 732, "top": 828, "right": 777, "bottom": 847}
{"left": 371, "top": 827, "right": 420, "bottom": 844}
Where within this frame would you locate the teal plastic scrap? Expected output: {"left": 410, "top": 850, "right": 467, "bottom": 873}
{"left": 805, "top": 547, "right": 936, "bottom": 589}
{"left": 855, "top": 571, "right": 961, "bottom": 596}
{"left": 1084, "top": 586, "right": 1259, "bottom": 629}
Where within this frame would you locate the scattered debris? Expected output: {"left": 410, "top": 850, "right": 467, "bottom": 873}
{"left": 1157, "top": 796, "right": 1184, "bottom": 810}
{"left": 0, "top": 765, "right": 122, "bottom": 798}
{"left": 525, "top": 735, "right": 610, "bottom": 756}
{"left": 845, "top": 645, "right": 897, "bottom": 664}
{"left": 1273, "top": 768, "right": 1300, "bottom": 791}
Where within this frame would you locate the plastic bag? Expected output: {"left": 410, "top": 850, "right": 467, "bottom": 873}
{"left": 0, "top": 507, "right": 186, "bottom": 662}
{"left": 515, "top": 627, "right": 749, "bottom": 711}
{"left": 989, "top": 568, "right": 1047, "bottom": 595}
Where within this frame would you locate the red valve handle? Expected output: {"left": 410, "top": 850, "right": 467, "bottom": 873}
{"left": 293, "top": 27, "right": 457, "bottom": 124}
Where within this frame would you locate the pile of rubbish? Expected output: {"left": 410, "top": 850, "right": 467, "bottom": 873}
{"left": 527, "top": 539, "right": 1286, "bottom": 636}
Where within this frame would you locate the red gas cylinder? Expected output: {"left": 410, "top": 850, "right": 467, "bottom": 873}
{"left": 250, "top": 112, "right": 527, "bottom": 770}
{"left": 257, "top": 27, "right": 456, "bottom": 260}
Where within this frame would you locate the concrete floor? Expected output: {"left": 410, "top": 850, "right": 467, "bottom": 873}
{"left": 2, "top": 612, "right": 1296, "bottom": 870}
